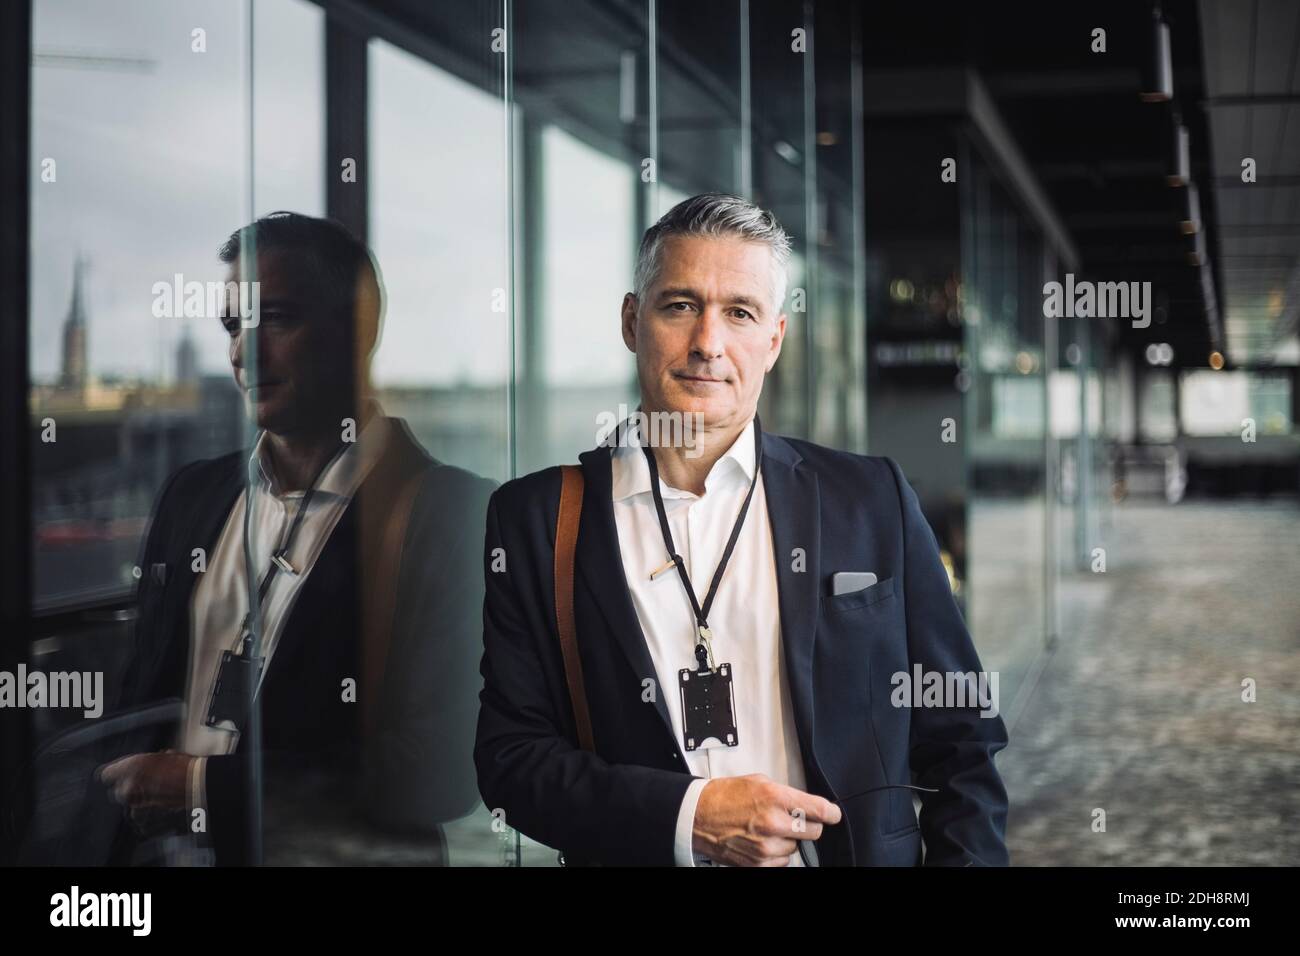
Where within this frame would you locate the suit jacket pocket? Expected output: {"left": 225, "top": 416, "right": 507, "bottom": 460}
{"left": 821, "top": 576, "right": 895, "bottom": 614}
{"left": 880, "top": 821, "right": 920, "bottom": 841}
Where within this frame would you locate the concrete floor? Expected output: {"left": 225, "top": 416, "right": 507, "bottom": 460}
{"left": 997, "top": 500, "right": 1300, "bottom": 865}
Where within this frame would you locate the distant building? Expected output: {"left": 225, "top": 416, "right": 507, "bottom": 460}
{"left": 175, "top": 324, "right": 198, "bottom": 385}
{"left": 59, "top": 255, "right": 88, "bottom": 392}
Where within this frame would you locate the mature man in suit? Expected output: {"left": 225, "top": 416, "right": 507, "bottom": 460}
{"left": 93, "top": 212, "right": 492, "bottom": 865}
{"left": 475, "top": 193, "right": 1009, "bottom": 866}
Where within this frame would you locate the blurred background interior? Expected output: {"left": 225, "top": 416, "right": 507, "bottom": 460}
{"left": 3, "top": 0, "right": 1298, "bottom": 865}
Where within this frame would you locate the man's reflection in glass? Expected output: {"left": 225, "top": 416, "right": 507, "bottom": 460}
{"left": 94, "top": 212, "right": 492, "bottom": 865}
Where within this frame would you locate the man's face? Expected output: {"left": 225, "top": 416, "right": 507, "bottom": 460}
{"left": 621, "top": 234, "right": 786, "bottom": 433}
{"left": 221, "top": 249, "right": 352, "bottom": 435}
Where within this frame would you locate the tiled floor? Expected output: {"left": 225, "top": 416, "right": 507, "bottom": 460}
{"left": 998, "top": 500, "right": 1300, "bottom": 865}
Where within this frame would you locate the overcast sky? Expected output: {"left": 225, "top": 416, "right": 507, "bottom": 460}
{"left": 31, "top": 0, "right": 637, "bottom": 389}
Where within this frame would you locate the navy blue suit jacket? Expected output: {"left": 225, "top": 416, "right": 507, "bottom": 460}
{"left": 474, "top": 429, "right": 1010, "bottom": 866}
{"left": 103, "top": 421, "right": 492, "bottom": 865}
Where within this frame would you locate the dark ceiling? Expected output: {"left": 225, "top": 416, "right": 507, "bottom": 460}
{"left": 337, "top": 0, "right": 1299, "bottom": 371}
{"left": 1198, "top": 0, "right": 1300, "bottom": 368}
{"left": 862, "top": 0, "right": 1229, "bottom": 369}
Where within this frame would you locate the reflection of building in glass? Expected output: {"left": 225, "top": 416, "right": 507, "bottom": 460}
{"left": 59, "top": 256, "right": 88, "bottom": 393}
{"left": 175, "top": 325, "right": 199, "bottom": 386}
{"left": 30, "top": 262, "right": 243, "bottom": 606}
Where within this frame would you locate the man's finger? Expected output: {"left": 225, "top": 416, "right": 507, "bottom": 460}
{"left": 98, "top": 754, "right": 142, "bottom": 786}
{"left": 116, "top": 775, "right": 141, "bottom": 804}
{"left": 97, "top": 759, "right": 124, "bottom": 785}
{"left": 777, "top": 787, "right": 842, "bottom": 825}
{"left": 729, "top": 838, "right": 798, "bottom": 867}
{"left": 763, "top": 837, "right": 799, "bottom": 859}
{"left": 791, "top": 820, "right": 824, "bottom": 842}
{"left": 753, "top": 808, "right": 825, "bottom": 842}
{"left": 721, "top": 844, "right": 773, "bottom": 868}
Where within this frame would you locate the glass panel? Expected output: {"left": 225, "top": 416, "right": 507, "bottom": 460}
{"left": 369, "top": 36, "right": 511, "bottom": 483}
{"left": 511, "top": 0, "right": 651, "bottom": 483}
{"left": 253, "top": 0, "right": 325, "bottom": 216}
{"left": 1139, "top": 368, "right": 1178, "bottom": 442}
{"left": 1181, "top": 370, "right": 1292, "bottom": 436}
{"left": 364, "top": 9, "right": 511, "bottom": 865}
{"left": 750, "top": 0, "right": 813, "bottom": 438}
{"left": 962, "top": 153, "right": 1048, "bottom": 711}
{"left": 652, "top": 0, "right": 743, "bottom": 211}
{"left": 864, "top": 120, "right": 964, "bottom": 588}
{"left": 30, "top": 0, "right": 253, "bottom": 611}
{"left": 22, "top": 0, "right": 874, "bottom": 870}
{"left": 24, "top": 0, "right": 513, "bottom": 869}
{"left": 538, "top": 124, "right": 637, "bottom": 467}
{"left": 809, "top": 2, "right": 861, "bottom": 451}
{"left": 26, "top": 0, "right": 257, "bottom": 864}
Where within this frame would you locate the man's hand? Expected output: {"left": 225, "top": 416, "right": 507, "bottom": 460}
{"left": 98, "top": 751, "right": 192, "bottom": 837}
{"left": 692, "top": 773, "right": 842, "bottom": 866}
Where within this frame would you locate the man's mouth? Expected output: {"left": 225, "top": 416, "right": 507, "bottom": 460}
{"left": 674, "top": 372, "right": 728, "bottom": 384}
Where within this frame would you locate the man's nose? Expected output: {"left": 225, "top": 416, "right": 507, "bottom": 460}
{"left": 229, "top": 326, "right": 263, "bottom": 373}
{"left": 688, "top": 306, "right": 726, "bottom": 361}
{"left": 230, "top": 327, "right": 247, "bottom": 369}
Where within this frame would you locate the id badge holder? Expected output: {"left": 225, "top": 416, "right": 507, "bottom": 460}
{"left": 678, "top": 662, "right": 739, "bottom": 752}
{"left": 205, "top": 649, "right": 264, "bottom": 732}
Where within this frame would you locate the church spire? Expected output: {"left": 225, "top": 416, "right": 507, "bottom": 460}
{"left": 60, "top": 254, "right": 88, "bottom": 390}
{"left": 67, "top": 254, "right": 87, "bottom": 327}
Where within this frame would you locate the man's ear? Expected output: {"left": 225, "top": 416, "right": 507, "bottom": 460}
{"left": 765, "top": 312, "right": 787, "bottom": 372}
{"left": 621, "top": 293, "right": 639, "bottom": 353}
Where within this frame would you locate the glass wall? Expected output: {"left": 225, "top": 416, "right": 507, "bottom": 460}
{"left": 367, "top": 35, "right": 511, "bottom": 484}
{"left": 25, "top": 0, "right": 510, "bottom": 866}
{"left": 863, "top": 121, "right": 966, "bottom": 592}
{"left": 30, "top": 0, "right": 258, "bottom": 610}
{"left": 961, "top": 148, "right": 1049, "bottom": 711}
{"left": 22, "top": 0, "right": 867, "bottom": 867}
{"left": 860, "top": 97, "right": 1079, "bottom": 726}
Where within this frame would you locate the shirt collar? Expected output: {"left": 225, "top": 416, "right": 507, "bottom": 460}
{"left": 610, "top": 415, "right": 757, "bottom": 502}
{"left": 249, "top": 399, "right": 392, "bottom": 500}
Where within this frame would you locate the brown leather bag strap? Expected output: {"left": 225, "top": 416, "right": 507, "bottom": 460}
{"left": 360, "top": 466, "right": 425, "bottom": 740}
{"left": 555, "top": 464, "right": 595, "bottom": 752}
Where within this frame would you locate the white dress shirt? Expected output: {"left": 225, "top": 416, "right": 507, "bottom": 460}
{"left": 610, "top": 417, "right": 807, "bottom": 866}
{"left": 177, "top": 407, "right": 392, "bottom": 813}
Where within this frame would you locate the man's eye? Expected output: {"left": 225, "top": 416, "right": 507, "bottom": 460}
{"left": 668, "top": 301, "right": 693, "bottom": 313}
{"left": 731, "top": 309, "right": 753, "bottom": 320}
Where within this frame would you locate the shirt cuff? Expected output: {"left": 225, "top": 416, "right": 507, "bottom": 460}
{"left": 673, "top": 777, "right": 709, "bottom": 867}
{"left": 187, "top": 756, "right": 208, "bottom": 823}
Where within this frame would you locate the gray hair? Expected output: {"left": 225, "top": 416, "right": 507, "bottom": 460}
{"left": 632, "top": 193, "right": 792, "bottom": 313}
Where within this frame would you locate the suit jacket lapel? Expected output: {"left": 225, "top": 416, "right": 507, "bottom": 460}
{"left": 574, "top": 430, "right": 850, "bottom": 861}
{"left": 760, "top": 433, "right": 833, "bottom": 799}
{"left": 268, "top": 420, "right": 426, "bottom": 686}
{"left": 149, "top": 457, "right": 243, "bottom": 703}
{"left": 575, "top": 445, "right": 679, "bottom": 750}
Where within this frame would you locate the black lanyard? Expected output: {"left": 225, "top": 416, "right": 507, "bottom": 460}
{"left": 642, "top": 415, "right": 763, "bottom": 672}
{"left": 238, "top": 435, "right": 349, "bottom": 654}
